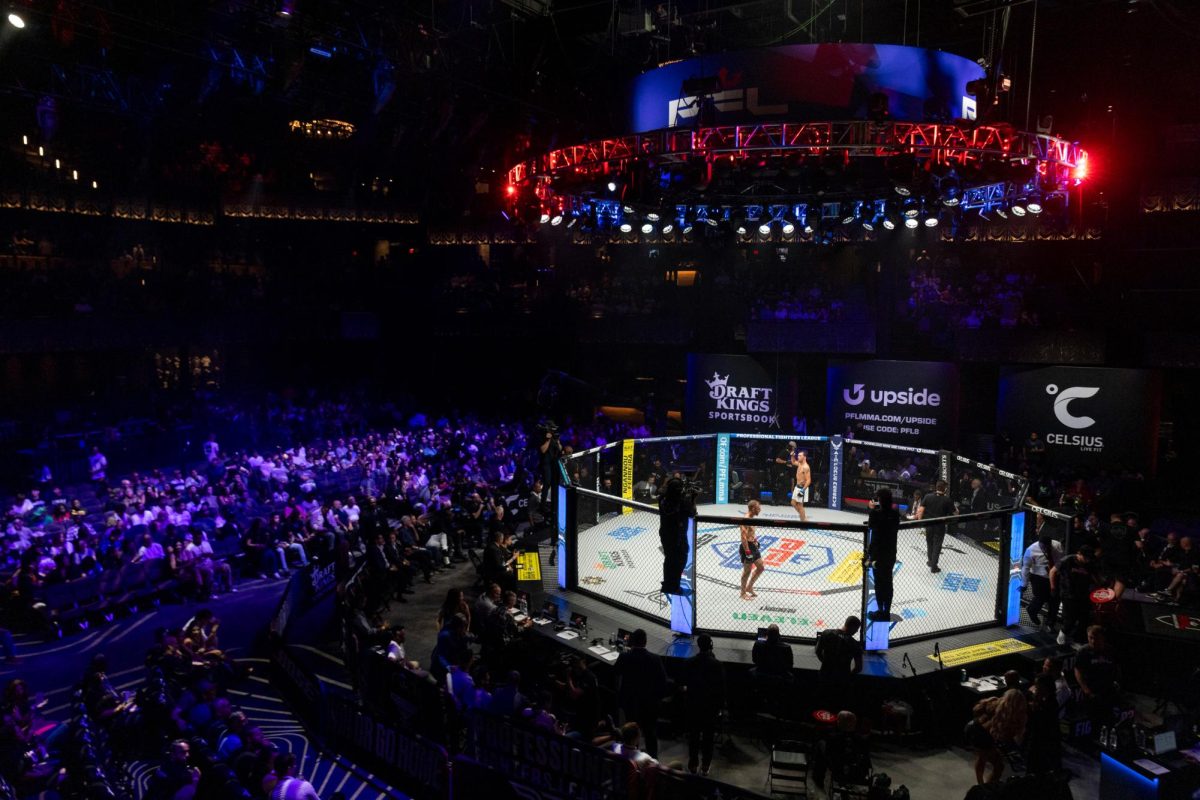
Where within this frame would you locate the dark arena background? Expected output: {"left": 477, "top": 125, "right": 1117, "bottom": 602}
{"left": 2, "top": 1, "right": 1200, "bottom": 799}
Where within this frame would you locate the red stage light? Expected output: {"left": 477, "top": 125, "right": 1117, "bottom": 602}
{"left": 1072, "top": 153, "right": 1089, "bottom": 182}
{"left": 505, "top": 185, "right": 517, "bottom": 196}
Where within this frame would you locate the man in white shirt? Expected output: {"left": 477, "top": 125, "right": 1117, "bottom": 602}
{"left": 202, "top": 434, "right": 220, "bottom": 463}
{"left": 89, "top": 446, "right": 108, "bottom": 496}
{"left": 1021, "top": 533, "right": 1064, "bottom": 629}
{"left": 134, "top": 534, "right": 165, "bottom": 562}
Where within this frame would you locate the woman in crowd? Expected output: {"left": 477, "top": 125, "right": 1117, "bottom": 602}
{"left": 967, "top": 688, "right": 1028, "bottom": 785}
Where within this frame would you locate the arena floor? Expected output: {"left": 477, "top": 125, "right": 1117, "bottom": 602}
{"left": 575, "top": 502, "right": 1003, "bottom": 642}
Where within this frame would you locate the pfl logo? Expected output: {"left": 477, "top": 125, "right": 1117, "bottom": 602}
{"left": 1046, "top": 384, "right": 1099, "bottom": 430}
{"left": 711, "top": 535, "right": 834, "bottom": 577}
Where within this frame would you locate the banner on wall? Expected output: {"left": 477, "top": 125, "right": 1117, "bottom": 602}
{"left": 997, "top": 366, "right": 1160, "bottom": 470}
{"left": 630, "top": 44, "right": 985, "bottom": 133}
{"left": 826, "top": 360, "right": 959, "bottom": 448}
{"left": 686, "top": 354, "right": 785, "bottom": 434}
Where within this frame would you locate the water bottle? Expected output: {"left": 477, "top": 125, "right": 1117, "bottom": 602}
{"left": 961, "top": 669, "right": 969, "bottom": 684}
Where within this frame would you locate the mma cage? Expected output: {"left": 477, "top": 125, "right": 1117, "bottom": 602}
{"left": 555, "top": 433, "right": 1034, "bottom": 650}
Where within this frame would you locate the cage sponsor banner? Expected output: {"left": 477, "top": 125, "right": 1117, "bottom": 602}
{"left": 516, "top": 551, "right": 542, "bottom": 582}
{"left": 630, "top": 44, "right": 985, "bottom": 132}
{"left": 928, "top": 638, "right": 1035, "bottom": 667}
{"left": 621, "top": 439, "right": 635, "bottom": 514}
{"left": 997, "top": 366, "right": 1160, "bottom": 470}
{"left": 686, "top": 353, "right": 783, "bottom": 433}
{"left": 466, "top": 711, "right": 636, "bottom": 800}
{"left": 827, "top": 360, "right": 959, "bottom": 448}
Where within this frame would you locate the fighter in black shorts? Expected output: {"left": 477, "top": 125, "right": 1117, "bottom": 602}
{"left": 740, "top": 500, "right": 765, "bottom": 600}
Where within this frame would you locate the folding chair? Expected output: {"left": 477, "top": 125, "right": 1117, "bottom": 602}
{"left": 768, "top": 739, "right": 809, "bottom": 798}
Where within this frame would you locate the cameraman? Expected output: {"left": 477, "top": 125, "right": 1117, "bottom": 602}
{"left": 659, "top": 477, "right": 696, "bottom": 595}
{"left": 537, "top": 422, "right": 564, "bottom": 509}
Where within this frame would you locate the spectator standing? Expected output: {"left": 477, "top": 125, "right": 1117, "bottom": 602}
{"left": 681, "top": 634, "right": 725, "bottom": 776}
{"left": 613, "top": 629, "right": 669, "bottom": 758}
{"left": 814, "top": 616, "right": 862, "bottom": 712}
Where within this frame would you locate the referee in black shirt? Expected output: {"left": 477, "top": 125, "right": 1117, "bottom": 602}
{"left": 916, "top": 480, "right": 956, "bottom": 573}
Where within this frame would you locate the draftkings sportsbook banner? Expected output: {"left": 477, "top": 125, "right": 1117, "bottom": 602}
{"left": 997, "top": 366, "right": 1160, "bottom": 471}
{"left": 826, "top": 359, "right": 959, "bottom": 448}
{"left": 686, "top": 354, "right": 786, "bottom": 434}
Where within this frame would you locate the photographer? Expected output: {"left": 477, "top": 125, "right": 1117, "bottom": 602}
{"left": 659, "top": 477, "right": 696, "bottom": 595}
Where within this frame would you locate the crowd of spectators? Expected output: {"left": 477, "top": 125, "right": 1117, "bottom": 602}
{"left": 904, "top": 249, "right": 1039, "bottom": 331}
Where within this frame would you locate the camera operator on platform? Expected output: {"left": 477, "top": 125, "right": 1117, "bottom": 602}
{"left": 660, "top": 477, "right": 697, "bottom": 595}
{"left": 536, "top": 421, "right": 563, "bottom": 509}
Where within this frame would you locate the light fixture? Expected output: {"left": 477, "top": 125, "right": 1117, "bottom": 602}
{"left": 91, "top": 180, "right": 98, "bottom": 189}
{"left": 38, "top": 146, "right": 44, "bottom": 157}
{"left": 619, "top": 223, "right": 633, "bottom": 234}
{"left": 894, "top": 185, "right": 912, "bottom": 197}
{"left": 758, "top": 224, "right": 771, "bottom": 236}
{"left": 782, "top": 222, "right": 795, "bottom": 235}
{"left": 622, "top": 205, "right": 634, "bottom": 214}
{"left": 704, "top": 218, "right": 719, "bottom": 227}
{"left": 996, "top": 208, "right": 1008, "bottom": 219}
{"left": 640, "top": 223, "right": 653, "bottom": 234}
{"left": 736, "top": 225, "right": 747, "bottom": 236}
{"left": 54, "top": 159, "right": 60, "bottom": 169}
{"left": 924, "top": 217, "right": 939, "bottom": 227}
{"left": 539, "top": 213, "right": 550, "bottom": 224}
{"left": 646, "top": 212, "right": 660, "bottom": 222}
{"left": 550, "top": 214, "right": 563, "bottom": 226}
{"left": 1027, "top": 201, "right": 1043, "bottom": 214}
{"left": 882, "top": 219, "right": 896, "bottom": 230}
{"left": 841, "top": 215, "right": 855, "bottom": 225}
{"left": 903, "top": 208, "right": 919, "bottom": 219}
{"left": 72, "top": 170, "right": 78, "bottom": 181}
{"left": 682, "top": 224, "right": 694, "bottom": 235}
{"left": 21, "top": 135, "right": 27, "bottom": 146}
{"left": 862, "top": 221, "right": 874, "bottom": 231}
{"left": 905, "top": 218, "right": 919, "bottom": 229}
{"left": 567, "top": 217, "right": 578, "bottom": 228}
{"left": 803, "top": 224, "right": 814, "bottom": 235}
{"left": 662, "top": 224, "right": 674, "bottom": 235}
{"left": 942, "top": 197, "right": 961, "bottom": 207}
{"left": 7, "top": 12, "right": 25, "bottom": 28}
{"left": 606, "top": 181, "right": 617, "bottom": 192}
{"left": 1011, "top": 204, "right": 1027, "bottom": 217}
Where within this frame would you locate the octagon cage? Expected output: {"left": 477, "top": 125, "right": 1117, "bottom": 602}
{"left": 556, "top": 433, "right": 1031, "bottom": 649}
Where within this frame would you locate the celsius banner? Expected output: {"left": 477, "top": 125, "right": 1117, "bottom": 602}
{"left": 826, "top": 359, "right": 959, "bottom": 448}
{"left": 997, "top": 366, "right": 1160, "bottom": 470}
{"left": 630, "top": 44, "right": 985, "bottom": 133}
{"left": 687, "top": 354, "right": 784, "bottom": 434}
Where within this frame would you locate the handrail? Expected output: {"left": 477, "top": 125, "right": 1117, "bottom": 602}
{"left": 574, "top": 487, "right": 662, "bottom": 513}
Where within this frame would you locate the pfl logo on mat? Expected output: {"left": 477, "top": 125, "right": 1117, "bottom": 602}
{"left": 607, "top": 526, "right": 646, "bottom": 541}
{"left": 711, "top": 535, "right": 834, "bottom": 577}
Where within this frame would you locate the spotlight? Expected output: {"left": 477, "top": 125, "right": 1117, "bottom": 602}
{"left": 662, "top": 224, "right": 674, "bottom": 234}
{"left": 924, "top": 217, "right": 939, "bottom": 227}
{"left": 704, "top": 218, "right": 719, "bottom": 227}
{"left": 550, "top": 215, "right": 563, "bottom": 226}
{"left": 539, "top": 213, "right": 550, "bottom": 224}
{"left": 505, "top": 185, "right": 516, "bottom": 197}
{"left": 735, "top": 225, "right": 747, "bottom": 236}
{"left": 607, "top": 181, "right": 617, "bottom": 192}
{"left": 622, "top": 205, "right": 634, "bottom": 214}
{"left": 21, "top": 135, "right": 27, "bottom": 146}
{"left": 803, "top": 224, "right": 814, "bottom": 235}
{"left": 894, "top": 185, "right": 912, "bottom": 197}
{"left": 38, "top": 146, "right": 43, "bottom": 157}
{"left": 903, "top": 208, "right": 919, "bottom": 219}
{"left": 91, "top": 180, "right": 98, "bottom": 189}
{"left": 905, "top": 218, "right": 919, "bottom": 229}
{"left": 1027, "top": 202, "right": 1043, "bottom": 214}
{"left": 7, "top": 12, "right": 25, "bottom": 28}
{"left": 841, "top": 215, "right": 855, "bottom": 225}
{"left": 1011, "top": 204, "right": 1027, "bottom": 217}
{"left": 567, "top": 217, "right": 578, "bottom": 228}
{"left": 619, "top": 223, "right": 633, "bottom": 233}
{"left": 882, "top": 219, "right": 896, "bottom": 230}
{"left": 782, "top": 222, "right": 795, "bottom": 235}
{"left": 758, "top": 224, "right": 771, "bottom": 236}
{"left": 640, "top": 223, "right": 653, "bottom": 234}
{"left": 646, "top": 212, "right": 660, "bottom": 222}
{"left": 942, "top": 197, "right": 961, "bottom": 207}
{"left": 996, "top": 208, "right": 1008, "bottom": 219}
{"left": 862, "top": 221, "right": 874, "bottom": 231}
{"left": 72, "top": 170, "right": 78, "bottom": 181}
